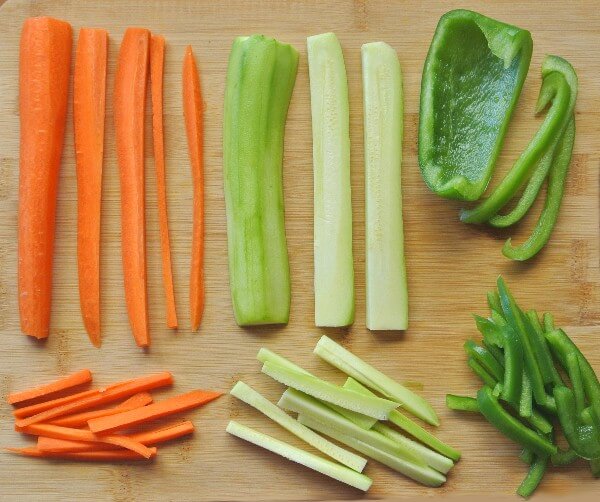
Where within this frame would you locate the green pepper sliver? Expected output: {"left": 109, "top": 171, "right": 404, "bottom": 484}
{"left": 477, "top": 387, "right": 557, "bottom": 457}
{"left": 460, "top": 63, "right": 572, "bottom": 224}
{"left": 418, "top": 9, "right": 532, "bottom": 201}
{"left": 446, "top": 395, "right": 480, "bottom": 413}
{"left": 517, "top": 454, "right": 548, "bottom": 498}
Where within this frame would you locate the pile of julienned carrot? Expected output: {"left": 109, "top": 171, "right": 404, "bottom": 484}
{"left": 6, "top": 369, "right": 221, "bottom": 462}
{"left": 18, "top": 16, "right": 205, "bottom": 348}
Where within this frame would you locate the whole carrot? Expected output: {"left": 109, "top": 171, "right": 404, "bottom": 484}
{"left": 151, "top": 35, "right": 178, "bottom": 329}
{"left": 114, "top": 28, "right": 151, "bottom": 347}
{"left": 18, "top": 17, "right": 72, "bottom": 339}
{"left": 74, "top": 28, "right": 108, "bottom": 347}
{"left": 182, "top": 46, "right": 204, "bottom": 331}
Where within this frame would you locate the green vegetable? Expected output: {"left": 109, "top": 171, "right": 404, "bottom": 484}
{"left": 519, "top": 371, "right": 533, "bottom": 418}
{"left": 230, "top": 381, "right": 367, "bottom": 472}
{"left": 524, "top": 310, "right": 563, "bottom": 386}
{"left": 278, "top": 388, "right": 423, "bottom": 465}
{"left": 361, "top": 41, "right": 408, "bottom": 330}
{"left": 543, "top": 312, "right": 555, "bottom": 332}
{"left": 226, "top": 421, "right": 373, "bottom": 491}
{"left": 314, "top": 335, "right": 439, "bottom": 425}
{"left": 308, "top": 32, "right": 354, "bottom": 327}
{"left": 517, "top": 454, "right": 548, "bottom": 498}
{"left": 222, "top": 35, "right": 298, "bottom": 325}
{"left": 340, "top": 378, "right": 380, "bottom": 429}
{"left": 446, "top": 395, "right": 479, "bottom": 413}
{"left": 551, "top": 448, "right": 578, "bottom": 467}
{"left": 263, "top": 361, "right": 399, "bottom": 420}
{"left": 418, "top": 9, "right": 532, "bottom": 201}
{"left": 460, "top": 63, "right": 572, "bottom": 223}
{"left": 464, "top": 340, "right": 504, "bottom": 381}
{"left": 298, "top": 414, "right": 446, "bottom": 487}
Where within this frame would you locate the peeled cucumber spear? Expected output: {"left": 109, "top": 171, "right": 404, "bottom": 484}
{"left": 308, "top": 32, "right": 354, "bottom": 327}
{"left": 362, "top": 42, "right": 408, "bottom": 331}
{"left": 223, "top": 35, "right": 298, "bottom": 325}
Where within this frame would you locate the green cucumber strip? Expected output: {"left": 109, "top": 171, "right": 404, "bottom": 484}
{"left": 373, "top": 422, "right": 454, "bottom": 474}
{"left": 263, "top": 361, "right": 398, "bottom": 420}
{"left": 223, "top": 35, "right": 298, "bottom": 325}
{"left": 308, "top": 32, "right": 354, "bottom": 327}
{"left": 341, "top": 378, "right": 379, "bottom": 429}
{"left": 362, "top": 41, "right": 408, "bottom": 330}
{"left": 278, "top": 388, "right": 424, "bottom": 466}
{"left": 446, "top": 395, "right": 480, "bottom": 413}
{"left": 257, "top": 348, "right": 378, "bottom": 428}
{"left": 230, "top": 381, "right": 367, "bottom": 472}
{"left": 314, "top": 335, "right": 439, "bottom": 425}
{"left": 346, "top": 376, "right": 460, "bottom": 461}
{"left": 226, "top": 421, "right": 372, "bottom": 492}
{"left": 298, "top": 415, "right": 446, "bottom": 487}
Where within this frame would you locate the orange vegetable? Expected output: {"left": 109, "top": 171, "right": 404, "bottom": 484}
{"left": 74, "top": 28, "right": 108, "bottom": 347}
{"left": 88, "top": 390, "right": 220, "bottom": 433}
{"left": 16, "top": 372, "right": 173, "bottom": 428}
{"left": 114, "top": 28, "right": 151, "bottom": 347}
{"left": 7, "top": 446, "right": 156, "bottom": 461}
{"left": 8, "top": 369, "right": 92, "bottom": 405}
{"left": 151, "top": 35, "right": 178, "bottom": 329}
{"left": 37, "top": 420, "right": 194, "bottom": 453}
{"left": 182, "top": 46, "right": 205, "bottom": 331}
{"left": 19, "top": 423, "right": 155, "bottom": 458}
{"left": 13, "top": 389, "right": 99, "bottom": 419}
{"left": 48, "top": 391, "right": 152, "bottom": 428}
{"left": 18, "top": 17, "right": 73, "bottom": 339}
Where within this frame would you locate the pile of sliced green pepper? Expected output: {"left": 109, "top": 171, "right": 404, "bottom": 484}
{"left": 447, "top": 277, "right": 600, "bottom": 498}
{"left": 419, "top": 10, "right": 579, "bottom": 260}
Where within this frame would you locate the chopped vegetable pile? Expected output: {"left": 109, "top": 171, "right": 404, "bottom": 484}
{"left": 227, "top": 337, "right": 459, "bottom": 491}
{"left": 447, "top": 276, "right": 600, "bottom": 497}
{"left": 6, "top": 370, "right": 221, "bottom": 462}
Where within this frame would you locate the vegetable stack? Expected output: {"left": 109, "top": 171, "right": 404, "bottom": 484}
{"left": 447, "top": 277, "right": 600, "bottom": 497}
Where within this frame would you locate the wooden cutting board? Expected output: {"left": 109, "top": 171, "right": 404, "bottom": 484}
{"left": 0, "top": 0, "right": 598, "bottom": 499}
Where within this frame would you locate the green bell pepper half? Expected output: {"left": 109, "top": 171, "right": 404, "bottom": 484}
{"left": 419, "top": 9, "right": 532, "bottom": 201}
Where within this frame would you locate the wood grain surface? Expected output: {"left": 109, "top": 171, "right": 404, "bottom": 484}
{"left": 0, "top": 0, "right": 599, "bottom": 500}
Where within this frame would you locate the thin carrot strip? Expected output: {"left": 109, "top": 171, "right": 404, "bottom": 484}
{"left": 8, "top": 369, "right": 92, "bottom": 405}
{"left": 16, "top": 372, "right": 173, "bottom": 428}
{"left": 88, "top": 390, "right": 220, "bottom": 433}
{"left": 182, "top": 46, "right": 205, "bottom": 331}
{"left": 7, "top": 446, "right": 156, "bottom": 461}
{"left": 74, "top": 28, "right": 108, "bottom": 347}
{"left": 48, "top": 392, "right": 152, "bottom": 427}
{"left": 19, "top": 423, "right": 154, "bottom": 458}
{"left": 18, "top": 17, "right": 73, "bottom": 339}
{"left": 114, "top": 27, "right": 151, "bottom": 347}
{"left": 37, "top": 420, "right": 194, "bottom": 453}
{"left": 13, "top": 389, "right": 99, "bottom": 419}
{"left": 150, "top": 35, "right": 178, "bottom": 329}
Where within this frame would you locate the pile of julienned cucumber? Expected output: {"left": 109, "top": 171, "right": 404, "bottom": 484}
{"left": 227, "top": 336, "right": 460, "bottom": 491}
{"left": 447, "top": 276, "right": 600, "bottom": 497}
{"left": 223, "top": 33, "right": 407, "bottom": 331}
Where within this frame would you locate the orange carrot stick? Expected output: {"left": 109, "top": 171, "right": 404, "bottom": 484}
{"left": 13, "top": 389, "right": 99, "bottom": 419}
{"left": 182, "top": 46, "right": 205, "bottom": 331}
{"left": 7, "top": 446, "right": 156, "bottom": 461}
{"left": 48, "top": 391, "right": 152, "bottom": 427}
{"left": 8, "top": 369, "right": 92, "bottom": 405}
{"left": 19, "top": 423, "right": 154, "bottom": 458}
{"left": 37, "top": 420, "right": 194, "bottom": 453}
{"left": 114, "top": 28, "right": 151, "bottom": 347}
{"left": 150, "top": 35, "right": 178, "bottom": 329}
{"left": 88, "top": 390, "right": 220, "bottom": 433}
{"left": 18, "top": 17, "right": 73, "bottom": 339}
{"left": 74, "top": 28, "right": 108, "bottom": 347}
{"left": 16, "top": 372, "right": 173, "bottom": 428}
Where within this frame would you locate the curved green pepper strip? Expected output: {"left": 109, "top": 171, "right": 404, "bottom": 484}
{"left": 446, "top": 394, "right": 480, "bottom": 412}
{"left": 468, "top": 358, "right": 497, "bottom": 388}
{"left": 543, "top": 312, "right": 555, "bottom": 333}
{"left": 477, "top": 387, "right": 557, "bottom": 456}
{"left": 487, "top": 290, "right": 502, "bottom": 314}
{"left": 502, "top": 117, "right": 575, "bottom": 260}
{"left": 517, "top": 454, "right": 548, "bottom": 498}
{"left": 524, "top": 310, "right": 563, "bottom": 386}
{"left": 464, "top": 340, "right": 505, "bottom": 381}
{"left": 551, "top": 448, "right": 578, "bottom": 467}
{"left": 488, "top": 142, "right": 555, "bottom": 228}
{"left": 519, "top": 448, "right": 534, "bottom": 465}
{"left": 460, "top": 67, "right": 571, "bottom": 223}
{"left": 554, "top": 386, "right": 600, "bottom": 459}
{"left": 419, "top": 9, "right": 532, "bottom": 201}
{"left": 519, "top": 371, "right": 533, "bottom": 418}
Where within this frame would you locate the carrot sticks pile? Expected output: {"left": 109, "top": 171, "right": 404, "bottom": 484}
{"left": 6, "top": 369, "right": 221, "bottom": 462}
{"left": 18, "top": 17, "right": 205, "bottom": 347}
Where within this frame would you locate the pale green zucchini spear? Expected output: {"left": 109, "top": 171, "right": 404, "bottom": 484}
{"left": 223, "top": 35, "right": 298, "bottom": 326}
{"left": 307, "top": 32, "right": 355, "bottom": 327}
